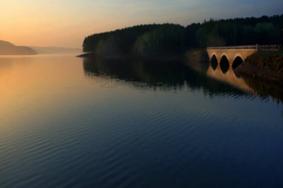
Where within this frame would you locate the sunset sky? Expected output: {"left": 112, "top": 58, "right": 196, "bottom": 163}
{"left": 0, "top": 0, "right": 282, "bottom": 48}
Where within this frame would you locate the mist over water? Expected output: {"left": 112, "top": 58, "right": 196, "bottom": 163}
{"left": 0, "top": 54, "right": 283, "bottom": 188}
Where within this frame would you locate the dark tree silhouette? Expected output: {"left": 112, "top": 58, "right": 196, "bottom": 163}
{"left": 83, "top": 14, "right": 283, "bottom": 56}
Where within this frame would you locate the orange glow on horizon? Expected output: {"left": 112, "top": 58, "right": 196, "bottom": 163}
{"left": 0, "top": 1, "right": 134, "bottom": 48}
{"left": 1, "top": 0, "right": 281, "bottom": 48}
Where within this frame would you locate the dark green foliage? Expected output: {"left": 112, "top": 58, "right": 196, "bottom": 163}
{"left": 83, "top": 25, "right": 178, "bottom": 54}
{"left": 134, "top": 25, "right": 186, "bottom": 57}
{"left": 83, "top": 14, "right": 283, "bottom": 56}
{"left": 83, "top": 24, "right": 187, "bottom": 57}
{"left": 188, "top": 15, "right": 283, "bottom": 47}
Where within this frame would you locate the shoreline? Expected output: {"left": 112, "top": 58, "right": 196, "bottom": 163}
{"left": 77, "top": 52, "right": 185, "bottom": 62}
{"left": 79, "top": 49, "right": 283, "bottom": 84}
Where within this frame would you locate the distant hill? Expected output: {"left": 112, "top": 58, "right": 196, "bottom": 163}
{"left": 0, "top": 40, "right": 37, "bottom": 55}
{"left": 32, "top": 46, "right": 81, "bottom": 54}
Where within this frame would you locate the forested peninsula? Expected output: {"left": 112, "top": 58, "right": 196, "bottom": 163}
{"left": 83, "top": 14, "right": 282, "bottom": 58}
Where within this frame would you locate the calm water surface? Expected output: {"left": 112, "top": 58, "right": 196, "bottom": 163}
{"left": 0, "top": 54, "right": 283, "bottom": 188}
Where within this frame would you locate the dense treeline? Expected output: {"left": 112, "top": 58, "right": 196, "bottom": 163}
{"left": 83, "top": 14, "right": 283, "bottom": 57}
{"left": 188, "top": 15, "right": 283, "bottom": 47}
{"left": 83, "top": 24, "right": 186, "bottom": 57}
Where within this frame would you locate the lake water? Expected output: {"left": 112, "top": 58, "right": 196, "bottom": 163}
{"left": 0, "top": 54, "right": 283, "bottom": 188}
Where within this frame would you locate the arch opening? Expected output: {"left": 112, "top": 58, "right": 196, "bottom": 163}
{"left": 232, "top": 56, "right": 244, "bottom": 70}
{"left": 220, "top": 56, "right": 229, "bottom": 73}
{"left": 210, "top": 55, "right": 218, "bottom": 70}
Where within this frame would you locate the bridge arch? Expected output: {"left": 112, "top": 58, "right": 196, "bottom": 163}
{"left": 220, "top": 55, "right": 229, "bottom": 74}
{"left": 232, "top": 56, "right": 244, "bottom": 70}
{"left": 209, "top": 53, "right": 217, "bottom": 60}
{"left": 232, "top": 54, "right": 245, "bottom": 62}
{"left": 210, "top": 55, "right": 218, "bottom": 70}
{"left": 207, "top": 45, "right": 279, "bottom": 75}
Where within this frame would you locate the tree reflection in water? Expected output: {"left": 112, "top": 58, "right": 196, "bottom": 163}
{"left": 82, "top": 56, "right": 283, "bottom": 103}
{"left": 82, "top": 57, "right": 246, "bottom": 96}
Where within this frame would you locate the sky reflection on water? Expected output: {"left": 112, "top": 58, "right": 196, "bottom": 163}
{"left": 0, "top": 55, "right": 283, "bottom": 188}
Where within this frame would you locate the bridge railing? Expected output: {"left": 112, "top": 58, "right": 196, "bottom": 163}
{"left": 207, "top": 45, "right": 280, "bottom": 51}
{"left": 257, "top": 45, "right": 280, "bottom": 51}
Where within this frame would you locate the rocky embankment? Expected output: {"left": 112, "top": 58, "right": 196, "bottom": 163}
{"left": 235, "top": 50, "right": 283, "bottom": 83}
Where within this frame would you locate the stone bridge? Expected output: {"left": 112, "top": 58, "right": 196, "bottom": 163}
{"left": 207, "top": 45, "right": 279, "bottom": 73}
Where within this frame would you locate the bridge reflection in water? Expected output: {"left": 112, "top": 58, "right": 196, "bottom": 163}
{"left": 206, "top": 45, "right": 280, "bottom": 95}
{"left": 82, "top": 57, "right": 247, "bottom": 97}
{"left": 206, "top": 64, "right": 255, "bottom": 94}
{"left": 82, "top": 54, "right": 283, "bottom": 102}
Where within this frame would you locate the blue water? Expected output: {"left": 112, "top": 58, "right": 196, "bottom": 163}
{"left": 0, "top": 55, "right": 283, "bottom": 188}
